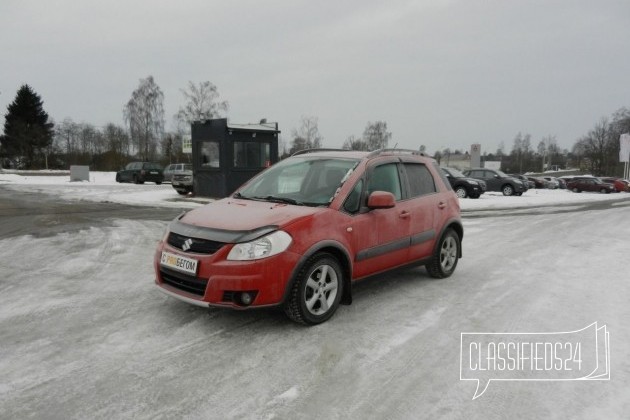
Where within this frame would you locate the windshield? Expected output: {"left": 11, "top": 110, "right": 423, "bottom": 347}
{"left": 237, "top": 157, "right": 359, "bottom": 206}
{"left": 183, "top": 164, "right": 192, "bottom": 171}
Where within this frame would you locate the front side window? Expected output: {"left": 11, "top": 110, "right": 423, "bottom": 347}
{"left": 367, "top": 163, "right": 402, "bottom": 200}
{"left": 200, "top": 141, "right": 220, "bottom": 168}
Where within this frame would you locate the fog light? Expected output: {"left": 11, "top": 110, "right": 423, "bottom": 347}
{"left": 240, "top": 292, "right": 253, "bottom": 306}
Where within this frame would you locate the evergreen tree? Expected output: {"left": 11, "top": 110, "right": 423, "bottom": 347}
{"left": 1, "top": 85, "right": 55, "bottom": 168}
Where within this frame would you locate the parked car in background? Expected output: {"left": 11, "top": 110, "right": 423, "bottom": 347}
{"left": 172, "top": 164, "right": 194, "bottom": 195}
{"left": 510, "top": 174, "right": 535, "bottom": 189}
{"left": 116, "top": 162, "right": 164, "bottom": 184}
{"left": 556, "top": 178, "right": 567, "bottom": 189}
{"left": 441, "top": 167, "right": 486, "bottom": 198}
{"left": 463, "top": 168, "right": 526, "bottom": 196}
{"left": 527, "top": 176, "right": 547, "bottom": 189}
{"left": 163, "top": 163, "right": 192, "bottom": 183}
{"left": 600, "top": 177, "right": 630, "bottom": 192}
{"left": 155, "top": 149, "right": 463, "bottom": 325}
{"left": 543, "top": 177, "right": 560, "bottom": 189}
{"left": 566, "top": 177, "right": 616, "bottom": 193}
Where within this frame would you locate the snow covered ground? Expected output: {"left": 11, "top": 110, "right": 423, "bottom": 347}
{"left": 1, "top": 171, "right": 630, "bottom": 419}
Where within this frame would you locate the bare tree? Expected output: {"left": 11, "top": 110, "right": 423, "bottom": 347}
{"left": 342, "top": 135, "right": 368, "bottom": 151}
{"left": 55, "top": 118, "right": 80, "bottom": 157}
{"left": 175, "top": 81, "right": 229, "bottom": 127}
{"left": 289, "top": 116, "right": 323, "bottom": 153}
{"left": 363, "top": 121, "right": 391, "bottom": 151}
{"left": 124, "top": 76, "right": 165, "bottom": 161}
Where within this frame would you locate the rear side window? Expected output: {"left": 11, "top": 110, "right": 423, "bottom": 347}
{"left": 404, "top": 163, "right": 436, "bottom": 197}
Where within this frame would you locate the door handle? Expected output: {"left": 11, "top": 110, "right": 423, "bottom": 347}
{"left": 399, "top": 210, "right": 411, "bottom": 219}
{"left": 438, "top": 202, "right": 446, "bottom": 209}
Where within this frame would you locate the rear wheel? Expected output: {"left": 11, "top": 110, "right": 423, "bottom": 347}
{"left": 427, "top": 229, "right": 460, "bottom": 279}
{"left": 115, "top": 173, "right": 121, "bottom": 183}
{"left": 156, "top": 181, "right": 162, "bottom": 185}
{"left": 600, "top": 188, "right": 609, "bottom": 194}
{"left": 455, "top": 187, "right": 468, "bottom": 199}
{"left": 133, "top": 174, "right": 140, "bottom": 184}
{"left": 285, "top": 253, "right": 343, "bottom": 325}
{"left": 572, "top": 187, "right": 580, "bottom": 193}
{"left": 502, "top": 185, "right": 514, "bottom": 196}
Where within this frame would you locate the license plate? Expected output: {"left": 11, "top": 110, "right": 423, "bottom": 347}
{"left": 160, "top": 251, "right": 198, "bottom": 275}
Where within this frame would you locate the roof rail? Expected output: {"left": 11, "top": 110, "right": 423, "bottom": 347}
{"left": 366, "top": 148, "right": 427, "bottom": 158}
{"left": 291, "top": 148, "right": 351, "bottom": 156}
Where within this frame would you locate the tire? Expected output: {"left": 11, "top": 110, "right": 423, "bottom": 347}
{"left": 176, "top": 190, "right": 188, "bottom": 195}
{"left": 115, "top": 174, "right": 121, "bottom": 183}
{"left": 572, "top": 188, "right": 580, "bottom": 193}
{"left": 502, "top": 185, "right": 514, "bottom": 196}
{"left": 600, "top": 188, "right": 608, "bottom": 194}
{"left": 133, "top": 174, "right": 140, "bottom": 184}
{"left": 156, "top": 181, "right": 162, "bottom": 185}
{"left": 455, "top": 187, "right": 468, "bottom": 199}
{"left": 285, "top": 253, "right": 343, "bottom": 325}
{"left": 427, "top": 229, "right": 460, "bottom": 279}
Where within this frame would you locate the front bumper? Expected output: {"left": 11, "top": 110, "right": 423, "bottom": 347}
{"left": 154, "top": 241, "right": 301, "bottom": 308}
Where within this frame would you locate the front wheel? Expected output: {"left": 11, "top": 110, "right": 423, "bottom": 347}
{"left": 600, "top": 188, "right": 609, "bottom": 194}
{"left": 285, "top": 253, "right": 343, "bottom": 325}
{"left": 502, "top": 185, "right": 514, "bottom": 196}
{"left": 427, "top": 229, "right": 460, "bottom": 279}
{"left": 115, "top": 174, "right": 121, "bottom": 183}
{"left": 455, "top": 187, "right": 468, "bottom": 199}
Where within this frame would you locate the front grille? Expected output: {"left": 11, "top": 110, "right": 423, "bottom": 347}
{"left": 167, "top": 232, "right": 225, "bottom": 254}
{"left": 160, "top": 268, "right": 207, "bottom": 296}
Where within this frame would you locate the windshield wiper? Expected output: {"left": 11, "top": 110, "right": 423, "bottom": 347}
{"left": 252, "top": 195, "right": 304, "bottom": 205}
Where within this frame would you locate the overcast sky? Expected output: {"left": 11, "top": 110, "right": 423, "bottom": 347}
{"left": 1, "top": 0, "right": 629, "bottom": 154}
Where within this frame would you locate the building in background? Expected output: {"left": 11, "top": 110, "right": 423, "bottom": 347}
{"left": 192, "top": 119, "right": 280, "bottom": 198}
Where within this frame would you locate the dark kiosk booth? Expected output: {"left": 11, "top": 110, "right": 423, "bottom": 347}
{"left": 192, "top": 118, "right": 280, "bottom": 198}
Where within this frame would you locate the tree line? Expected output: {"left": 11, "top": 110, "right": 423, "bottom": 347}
{"left": 491, "top": 107, "right": 630, "bottom": 176}
{"left": 2, "top": 79, "right": 628, "bottom": 176}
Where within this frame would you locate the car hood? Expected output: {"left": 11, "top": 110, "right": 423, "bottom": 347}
{"left": 171, "top": 198, "right": 326, "bottom": 243}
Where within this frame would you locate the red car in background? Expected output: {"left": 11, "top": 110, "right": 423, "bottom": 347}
{"left": 566, "top": 177, "right": 616, "bottom": 193}
{"left": 600, "top": 177, "right": 630, "bottom": 192}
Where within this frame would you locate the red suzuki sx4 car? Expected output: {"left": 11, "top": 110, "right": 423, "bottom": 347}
{"left": 154, "top": 149, "right": 463, "bottom": 324}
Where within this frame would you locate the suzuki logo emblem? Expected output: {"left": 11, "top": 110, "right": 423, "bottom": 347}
{"left": 182, "top": 238, "right": 193, "bottom": 252}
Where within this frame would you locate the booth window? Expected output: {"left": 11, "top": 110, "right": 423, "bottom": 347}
{"left": 200, "top": 141, "right": 220, "bottom": 168}
{"left": 234, "top": 141, "right": 271, "bottom": 168}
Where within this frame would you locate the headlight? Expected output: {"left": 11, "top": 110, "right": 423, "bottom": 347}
{"left": 227, "top": 231, "right": 292, "bottom": 261}
{"left": 468, "top": 180, "right": 479, "bottom": 185}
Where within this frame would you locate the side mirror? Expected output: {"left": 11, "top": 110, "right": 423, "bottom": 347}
{"left": 367, "top": 191, "right": 396, "bottom": 209}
